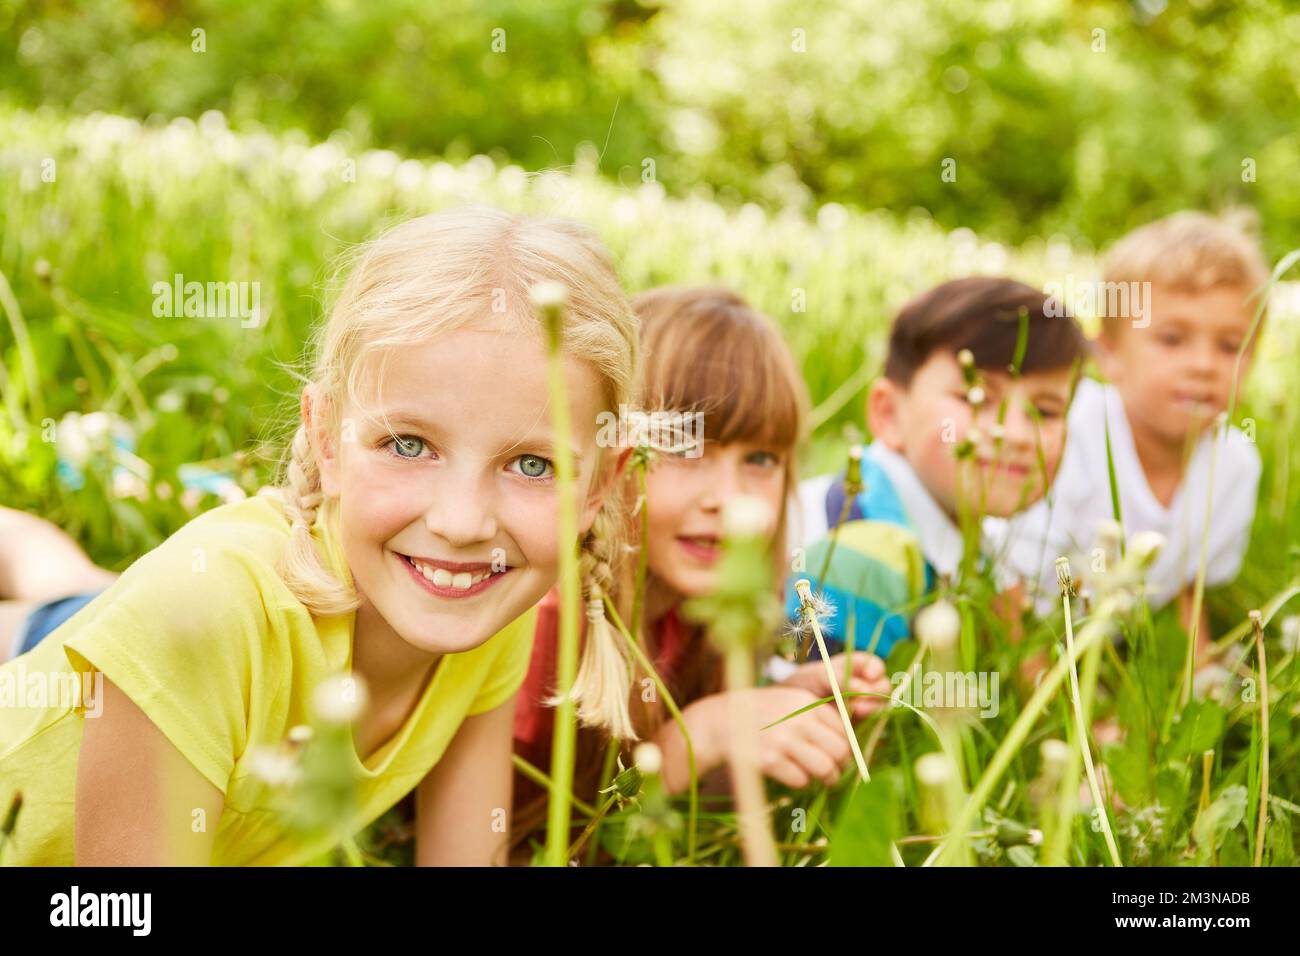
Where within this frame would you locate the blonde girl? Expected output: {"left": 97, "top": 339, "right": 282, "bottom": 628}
{"left": 511, "top": 286, "right": 892, "bottom": 856}
{"left": 0, "top": 206, "right": 637, "bottom": 866}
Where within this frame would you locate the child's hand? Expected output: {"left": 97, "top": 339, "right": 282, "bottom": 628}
{"left": 681, "top": 687, "right": 858, "bottom": 790}
{"left": 779, "top": 652, "right": 892, "bottom": 720}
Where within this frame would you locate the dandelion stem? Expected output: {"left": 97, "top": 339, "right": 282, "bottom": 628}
{"left": 798, "top": 581, "right": 871, "bottom": 785}
{"left": 940, "top": 592, "right": 1120, "bottom": 864}
{"left": 512, "top": 755, "right": 598, "bottom": 818}
{"left": 540, "top": 287, "right": 582, "bottom": 868}
{"left": 1061, "top": 585, "right": 1122, "bottom": 867}
{"left": 796, "top": 579, "right": 905, "bottom": 867}
{"left": 724, "top": 648, "right": 778, "bottom": 867}
{"left": 803, "top": 494, "right": 852, "bottom": 662}
{"left": 1180, "top": 414, "right": 1225, "bottom": 710}
{"left": 585, "top": 740, "right": 621, "bottom": 866}
{"left": 1251, "top": 612, "right": 1270, "bottom": 867}
{"left": 630, "top": 458, "right": 650, "bottom": 648}
{"left": 567, "top": 795, "right": 618, "bottom": 861}
{"left": 1198, "top": 749, "right": 1217, "bottom": 866}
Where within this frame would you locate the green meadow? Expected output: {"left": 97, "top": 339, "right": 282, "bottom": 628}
{"left": 2, "top": 101, "right": 1298, "bottom": 866}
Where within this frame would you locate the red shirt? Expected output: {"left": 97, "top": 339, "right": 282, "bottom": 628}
{"left": 512, "top": 588, "right": 691, "bottom": 761}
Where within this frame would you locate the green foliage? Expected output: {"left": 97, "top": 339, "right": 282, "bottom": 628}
{"left": 829, "top": 771, "right": 903, "bottom": 866}
{"left": 2, "top": 1, "right": 1298, "bottom": 251}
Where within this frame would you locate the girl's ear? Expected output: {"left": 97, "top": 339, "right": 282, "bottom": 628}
{"left": 579, "top": 447, "right": 633, "bottom": 534}
{"left": 867, "top": 378, "right": 906, "bottom": 452}
{"left": 302, "top": 386, "right": 340, "bottom": 497}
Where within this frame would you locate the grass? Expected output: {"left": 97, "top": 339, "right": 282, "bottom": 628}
{"left": 3, "top": 104, "right": 1300, "bottom": 866}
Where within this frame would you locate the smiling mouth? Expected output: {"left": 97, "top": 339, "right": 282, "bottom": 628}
{"left": 677, "top": 535, "right": 721, "bottom": 562}
{"left": 396, "top": 552, "right": 510, "bottom": 598}
{"left": 977, "top": 458, "right": 1030, "bottom": 477}
{"left": 1174, "top": 395, "right": 1214, "bottom": 414}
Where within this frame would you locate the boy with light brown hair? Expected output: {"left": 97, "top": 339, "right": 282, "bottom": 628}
{"left": 1004, "top": 210, "right": 1269, "bottom": 675}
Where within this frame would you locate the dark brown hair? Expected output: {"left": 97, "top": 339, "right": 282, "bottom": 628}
{"left": 883, "top": 277, "right": 1087, "bottom": 385}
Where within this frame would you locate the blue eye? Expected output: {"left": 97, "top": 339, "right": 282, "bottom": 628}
{"left": 514, "top": 455, "right": 553, "bottom": 480}
{"left": 746, "top": 450, "right": 780, "bottom": 467}
{"left": 389, "top": 435, "right": 426, "bottom": 459}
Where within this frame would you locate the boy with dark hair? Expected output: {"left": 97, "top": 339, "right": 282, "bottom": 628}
{"left": 787, "top": 276, "right": 1088, "bottom": 657}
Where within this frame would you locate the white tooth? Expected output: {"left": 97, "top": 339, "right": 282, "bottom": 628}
{"left": 471, "top": 572, "right": 486, "bottom": 585}
{"left": 418, "top": 562, "right": 435, "bottom": 581}
{"left": 451, "top": 572, "right": 472, "bottom": 590}
{"left": 432, "top": 568, "right": 453, "bottom": 587}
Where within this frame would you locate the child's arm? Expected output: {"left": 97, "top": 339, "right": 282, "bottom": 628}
{"left": 414, "top": 696, "right": 517, "bottom": 866}
{"left": 75, "top": 676, "right": 225, "bottom": 865}
{"left": 0, "top": 506, "right": 117, "bottom": 602}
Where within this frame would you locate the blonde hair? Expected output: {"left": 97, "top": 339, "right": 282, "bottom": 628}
{"left": 273, "top": 205, "right": 640, "bottom": 733}
{"left": 1101, "top": 209, "right": 1270, "bottom": 333}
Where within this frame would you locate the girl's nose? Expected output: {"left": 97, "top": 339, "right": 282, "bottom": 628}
{"left": 423, "top": 467, "right": 497, "bottom": 547}
{"left": 698, "top": 458, "right": 743, "bottom": 512}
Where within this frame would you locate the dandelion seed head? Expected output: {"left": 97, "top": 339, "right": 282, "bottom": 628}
{"left": 1280, "top": 616, "right": 1300, "bottom": 653}
{"left": 723, "top": 495, "right": 772, "bottom": 538}
{"left": 287, "top": 724, "right": 314, "bottom": 745}
{"left": 633, "top": 742, "right": 663, "bottom": 776}
{"left": 1128, "top": 531, "right": 1165, "bottom": 566}
{"left": 915, "top": 751, "right": 955, "bottom": 787}
{"left": 915, "top": 598, "right": 960, "bottom": 651}
{"left": 248, "top": 746, "right": 301, "bottom": 788}
{"left": 1096, "top": 519, "right": 1122, "bottom": 552}
{"left": 528, "top": 281, "right": 568, "bottom": 311}
{"left": 1055, "top": 556, "right": 1074, "bottom": 597}
{"left": 1039, "top": 738, "right": 1070, "bottom": 774}
{"left": 313, "top": 673, "right": 369, "bottom": 725}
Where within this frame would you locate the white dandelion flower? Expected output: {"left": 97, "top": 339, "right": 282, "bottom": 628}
{"left": 633, "top": 742, "right": 663, "bottom": 776}
{"left": 248, "top": 746, "right": 302, "bottom": 788}
{"left": 312, "top": 673, "right": 369, "bottom": 725}
{"left": 1128, "top": 531, "right": 1166, "bottom": 567}
{"left": 723, "top": 495, "right": 772, "bottom": 538}
{"left": 1055, "top": 556, "right": 1075, "bottom": 597}
{"left": 528, "top": 281, "right": 568, "bottom": 311}
{"left": 915, "top": 598, "right": 960, "bottom": 652}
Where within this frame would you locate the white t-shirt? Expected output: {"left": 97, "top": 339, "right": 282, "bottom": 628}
{"left": 993, "top": 377, "right": 1261, "bottom": 615}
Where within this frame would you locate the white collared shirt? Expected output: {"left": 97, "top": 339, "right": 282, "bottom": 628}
{"left": 992, "top": 378, "right": 1261, "bottom": 615}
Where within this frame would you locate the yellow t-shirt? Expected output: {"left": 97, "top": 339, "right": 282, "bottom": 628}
{"left": 0, "top": 492, "right": 536, "bottom": 866}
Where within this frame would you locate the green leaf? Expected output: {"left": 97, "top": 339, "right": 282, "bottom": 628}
{"left": 1167, "top": 699, "right": 1225, "bottom": 760}
{"left": 1266, "top": 800, "right": 1295, "bottom": 867}
{"left": 1104, "top": 740, "right": 1150, "bottom": 806}
{"left": 1192, "top": 784, "right": 1248, "bottom": 865}
{"left": 829, "top": 771, "right": 902, "bottom": 867}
